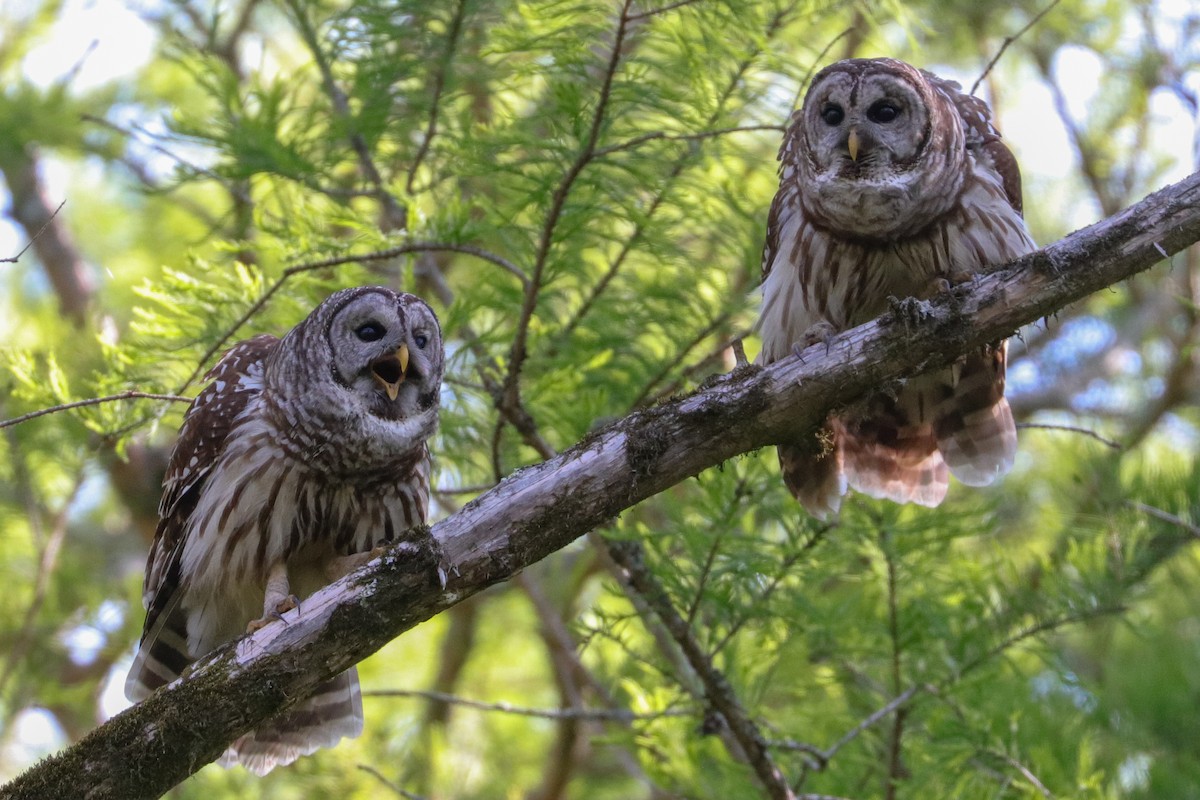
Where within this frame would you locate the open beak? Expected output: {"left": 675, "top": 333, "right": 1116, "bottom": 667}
{"left": 847, "top": 127, "right": 860, "bottom": 162}
{"left": 370, "top": 344, "right": 410, "bottom": 401}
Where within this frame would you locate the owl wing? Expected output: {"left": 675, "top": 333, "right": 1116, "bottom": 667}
{"left": 127, "top": 334, "right": 278, "bottom": 700}
{"left": 760, "top": 111, "right": 805, "bottom": 284}
{"left": 925, "top": 72, "right": 1024, "bottom": 217}
{"left": 920, "top": 73, "right": 1024, "bottom": 490}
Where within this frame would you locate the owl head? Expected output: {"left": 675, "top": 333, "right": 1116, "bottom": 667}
{"left": 792, "top": 57, "right": 968, "bottom": 240}
{"left": 271, "top": 286, "right": 444, "bottom": 427}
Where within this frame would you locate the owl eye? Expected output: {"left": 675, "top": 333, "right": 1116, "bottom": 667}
{"left": 355, "top": 322, "right": 386, "bottom": 342}
{"left": 868, "top": 101, "right": 900, "bottom": 123}
{"left": 414, "top": 333, "right": 429, "bottom": 349}
{"left": 820, "top": 103, "right": 844, "bottom": 126}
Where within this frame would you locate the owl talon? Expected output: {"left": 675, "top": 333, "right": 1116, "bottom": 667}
{"left": 246, "top": 593, "right": 300, "bottom": 632}
{"left": 888, "top": 295, "right": 937, "bottom": 330}
{"left": 791, "top": 321, "right": 839, "bottom": 361}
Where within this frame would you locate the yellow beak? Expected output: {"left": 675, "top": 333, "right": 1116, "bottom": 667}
{"left": 847, "top": 127, "right": 860, "bottom": 162}
{"left": 371, "top": 344, "right": 410, "bottom": 401}
{"left": 397, "top": 343, "right": 410, "bottom": 376}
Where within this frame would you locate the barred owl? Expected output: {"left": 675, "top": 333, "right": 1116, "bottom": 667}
{"left": 758, "top": 58, "right": 1032, "bottom": 519}
{"left": 125, "top": 286, "right": 444, "bottom": 774}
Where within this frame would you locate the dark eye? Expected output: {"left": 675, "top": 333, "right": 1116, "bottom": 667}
{"left": 868, "top": 101, "right": 900, "bottom": 123}
{"left": 414, "top": 333, "right": 429, "bottom": 349}
{"left": 355, "top": 322, "right": 386, "bottom": 342}
{"left": 820, "top": 103, "right": 844, "bottom": 126}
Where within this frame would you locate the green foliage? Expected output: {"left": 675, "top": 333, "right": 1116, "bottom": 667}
{"left": 1, "top": 0, "right": 1199, "bottom": 797}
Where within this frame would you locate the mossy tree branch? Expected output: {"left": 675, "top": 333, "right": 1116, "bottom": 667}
{"left": 4, "top": 170, "right": 1199, "bottom": 800}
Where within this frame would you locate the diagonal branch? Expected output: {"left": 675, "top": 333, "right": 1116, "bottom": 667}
{"left": 501, "top": 0, "right": 635, "bottom": 409}
{"left": 605, "top": 539, "right": 797, "bottom": 800}
{"left": 4, "top": 170, "right": 1199, "bottom": 800}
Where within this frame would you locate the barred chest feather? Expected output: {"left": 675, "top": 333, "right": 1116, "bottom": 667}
{"left": 758, "top": 165, "right": 1033, "bottom": 363}
{"left": 179, "top": 402, "right": 430, "bottom": 656}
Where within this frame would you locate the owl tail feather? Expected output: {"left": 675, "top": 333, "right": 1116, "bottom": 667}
{"left": 125, "top": 593, "right": 190, "bottom": 702}
{"left": 778, "top": 424, "right": 847, "bottom": 521}
{"left": 934, "top": 345, "right": 1017, "bottom": 486}
{"left": 839, "top": 415, "right": 950, "bottom": 508}
{"left": 219, "top": 668, "right": 364, "bottom": 776}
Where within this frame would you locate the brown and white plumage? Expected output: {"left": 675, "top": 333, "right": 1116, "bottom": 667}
{"left": 126, "top": 286, "right": 444, "bottom": 774}
{"left": 758, "top": 58, "right": 1032, "bottom": 518}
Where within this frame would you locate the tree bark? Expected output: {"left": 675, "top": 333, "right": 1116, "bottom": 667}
{"left": 4, "top": 170, "right": 1199, "bottom": 800}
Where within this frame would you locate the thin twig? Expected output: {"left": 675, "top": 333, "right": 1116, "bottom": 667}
{"left": 971, "top": 0, "right": 1064, "bottom": 95}
{"left": 1016, "top": 422, "right": 1122, "bottom": 450}
{"left": 0, "top": 200, "right": 66, "bottom": 264}
{"left": 625, "top": 0, "right": 705, "bottom": 22}
{"left": 957, "top": 605, "right": 1125, "bottom": 679}
{"left": 607, "top": 539, "right": 798, "bottom": 800}
{"left": 790, "top": 28, "right": 855, "bottom": 113}
{"left": 365, "top": 688, "right": 688, "bottom": 721}
{"left": 709, "top": 524, "right": 831, "bottom": 657}
{"left": 289, "top": 242, "right": 529, "bottom": 287}
{"left": 820, "top": 685, "right": 926, "bottom": 766}
{"left": 287, "top": 0, "right": 407, "bottom": 229}
{"left": 356, "top": 765, "right": 428, "bottom": 800}
{"left": 176, "top": 241, "right": 529, "bottom": 394}
{"left": 978, "top": 749, "right": 1056, "bottom": 798}
{"left": 562, "top": 5, "right": 794, "bottom": 342}
{"left": 1127, "top": 501, "right": 1200, "bottom": 540}
{"left": 406, "top": 0, "right": 468, "bottom": 194}
{"left": 631, "top": 312, "right": 735, "bottom": 408}
{"left": 0, "top": 474, "right": 83, "bottom": 698}
{"left": 0, "top": 391, "right": 192, "bottom": 430}
{"left": 501, "top": 0, "right": 636, "bottom": 412}
{"left": 882, "top": 533, "right": 906, "bottom": 800}
{"left": 82, "top": 115, "right": 256, "bottom": 206}
{"left": 593, "top": 125, "right": 784, "bottom": 158}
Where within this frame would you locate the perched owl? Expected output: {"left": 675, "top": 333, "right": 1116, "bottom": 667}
{"left": 125, "top": 286, "right": 444, "bottom": 774}
{"left": 758, "top": 57, "right": 1032, "bottom": 518}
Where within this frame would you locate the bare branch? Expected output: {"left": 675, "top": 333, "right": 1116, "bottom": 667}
{"left": 789, "top": 27, "right": 855, "bottom": 113}
{"left": 1016, "top": 422, "right": 1122, "bottom": 450}
{"left": 0, "top": 199, "right": 66, "bottom": 264}
{"left": 971, "top": 0, "right": 1064, "bottom": 95}
{"left": 365, "top": 688, "right": 690, "bottom": 722}
{"left": 976, "top": 749, "right": 1056, "bottom": 799}
{"left": 821, "top": 685, "right": 927, "bottom": 767}
{"left": 406, "top": 0, "right": 468, "bottom": 194}
{"left": 4, "top": 169, "right": 1199, "bottom": 799}
{"left": 605, "top": 539, "right": 798, "bottom": 800}
{"left": 356, "top": 765, "right": 428, "bottom": 800}
{"left": 626, "top": 0, "right": 705, "bottom": 23}
{"left": 0, "top": 391, "right": 192, "bottom": 431}
{"left": 563, "top": 6, "right": 793, "bottom": 341}
{"left": 593, "top": 125, "right": 784, "bottom": 158}
{"left": 1127, "top": 501, "right": 1200, "bottom": 540}
{"left": 502, "top": 0, "right": 636, "bottom": 407}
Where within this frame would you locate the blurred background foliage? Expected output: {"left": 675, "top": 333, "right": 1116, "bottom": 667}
{"left": 0, "top": 0, "right": 1198, "bottom": 797}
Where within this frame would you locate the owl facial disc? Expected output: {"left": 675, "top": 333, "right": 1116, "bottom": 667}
{"left": 370, "top": 344, "right": 410, "bottom": 400}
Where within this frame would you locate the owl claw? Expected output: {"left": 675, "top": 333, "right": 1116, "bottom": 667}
{"left": 246, "top": 595, "right": 300, "bottom": 633}
{"left": 791, "top": 321, "right": 839, "bottom": 361}
{"left": 888, "top": 295, "right": 937, "bottom": 330}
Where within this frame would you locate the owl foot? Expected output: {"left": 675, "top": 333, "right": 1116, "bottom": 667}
{"left": 247, "top": 595, "right": 300, "bottom": 632}
{"left": 247, "top": 561, "right": 298, "bottom": 632}
{"left": 888, "top": 295, "right": 937, "bottom": 330}
{"left": 791, "top": 321, "right": 839, "bottom": 361}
